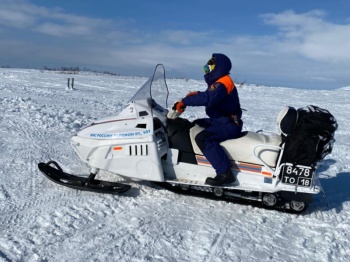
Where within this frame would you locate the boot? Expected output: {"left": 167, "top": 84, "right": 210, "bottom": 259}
{"left": 205, "top": 169, "right": 237, "bottom": 186}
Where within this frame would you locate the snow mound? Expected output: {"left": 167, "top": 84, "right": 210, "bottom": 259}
{"left": 338, "top": 86, "right": 350, "bottom": 91}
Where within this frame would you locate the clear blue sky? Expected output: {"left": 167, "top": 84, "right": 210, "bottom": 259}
{"left": 1, "top": 0, "right": 350, "bottom": 89}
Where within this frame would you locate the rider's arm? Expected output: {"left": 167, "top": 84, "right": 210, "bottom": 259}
{"left": 182, "top": 83, "right": 227, "bottom": 107}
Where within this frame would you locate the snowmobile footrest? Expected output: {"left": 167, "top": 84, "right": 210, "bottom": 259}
{"left": 38, "top": 161, "right": 131, "bottom": 194}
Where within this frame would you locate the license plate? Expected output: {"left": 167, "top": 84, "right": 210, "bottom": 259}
{"left": 280, "top": 164, "right": 313, "bottom": 187}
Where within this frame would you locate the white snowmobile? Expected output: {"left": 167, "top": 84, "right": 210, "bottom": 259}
{"left": 38, "top": 64, "right": 337, "bottom": 213}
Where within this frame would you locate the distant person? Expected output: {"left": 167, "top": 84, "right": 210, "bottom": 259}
{"left": 173, "top": 53, "right": 243, "bottom": 186}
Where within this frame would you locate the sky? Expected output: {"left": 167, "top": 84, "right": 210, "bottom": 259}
{"left": 0, "top": 0, "right": 350, "bottom": 89}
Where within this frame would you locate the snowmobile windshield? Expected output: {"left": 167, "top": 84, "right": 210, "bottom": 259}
{"left": 129, "top": 64, "right": 169, "bottom": 110}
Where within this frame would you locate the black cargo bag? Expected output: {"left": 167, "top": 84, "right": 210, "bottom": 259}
{"left": 281, "top": 105, "right": 338, "bottom": 166}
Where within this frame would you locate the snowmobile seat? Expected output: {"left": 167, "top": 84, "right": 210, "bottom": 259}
{"left": 189, "top": 106, "right": 297, "bottom": 167}
{"left": 190, "top": 126, "right": 282, "bottom": 167}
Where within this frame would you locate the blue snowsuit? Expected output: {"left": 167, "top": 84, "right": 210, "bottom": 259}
{"left": 182, "top": 53, "right": 243, "bottom": 174}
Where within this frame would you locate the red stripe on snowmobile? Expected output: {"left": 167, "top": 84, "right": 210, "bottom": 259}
{"left": 196, "top": 155, "right": 211, "bottom": 166}
{"left": 232, "top": 162, "right": 262, "bottom": 173}
{"left": 261, "top": 171, "right": 272, "bottom": 177}
{"left": 196, "top": 155, "right": 269, "bottom": 175}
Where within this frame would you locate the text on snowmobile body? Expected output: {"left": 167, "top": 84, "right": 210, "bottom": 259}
{"left": 90, "top": 130, "right": 151, "bottom": 138}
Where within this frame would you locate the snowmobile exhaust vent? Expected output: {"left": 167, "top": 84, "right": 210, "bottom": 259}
{"left": 128, "top": 144, "right": 148, "bottom": 156}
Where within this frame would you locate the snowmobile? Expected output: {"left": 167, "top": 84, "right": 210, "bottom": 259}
{"left": 38, "top": 64, "right": 337, "bottom": 213}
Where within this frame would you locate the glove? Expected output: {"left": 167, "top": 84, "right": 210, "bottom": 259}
{"left": 172, "top": 101, "right": 186, "bottom": 113}
{"left": 186, "top": 91, "right": 198, "bottom": 97}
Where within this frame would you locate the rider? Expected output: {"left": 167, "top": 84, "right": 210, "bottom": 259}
{"left": 173, "top": 53, "right": 243, "bottom": 186}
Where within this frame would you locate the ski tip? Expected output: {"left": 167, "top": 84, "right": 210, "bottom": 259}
{"left": 37, "top": 161, "right": 131, "bottom": 194}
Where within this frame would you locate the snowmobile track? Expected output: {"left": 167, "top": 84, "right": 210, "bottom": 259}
{"left": 155, "top": 182, "right": 308, "bottom": 214}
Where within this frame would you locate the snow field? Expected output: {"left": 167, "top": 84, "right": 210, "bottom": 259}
{"left": 0, "top": 68, "right": 349, "bottom": 261}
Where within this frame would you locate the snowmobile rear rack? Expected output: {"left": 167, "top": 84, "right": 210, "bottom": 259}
{"left": 38, "top": 161, "right": 131, "bottom": 194}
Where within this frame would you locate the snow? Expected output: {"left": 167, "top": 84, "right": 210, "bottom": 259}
{"left": 0, "top": 68, "right": 349, "bottom": 262}
{"left": 338, "top": 86, "right": 350, "bottom": 91}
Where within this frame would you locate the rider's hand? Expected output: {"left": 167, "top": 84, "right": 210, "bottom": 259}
{"left": 172, "top": 101, "right": 186, "bottom": 113}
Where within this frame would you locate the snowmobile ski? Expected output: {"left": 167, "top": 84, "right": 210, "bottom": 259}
{"left": 38, "top": 161, "right": 131, "bottom": 194}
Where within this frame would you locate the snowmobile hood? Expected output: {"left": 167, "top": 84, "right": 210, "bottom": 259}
{"left": 204, "top": 53, "right": 232, "bottom": 86}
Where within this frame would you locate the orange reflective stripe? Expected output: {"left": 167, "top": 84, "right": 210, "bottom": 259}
{"left": 216, "top": 75, "right": 235, "bottom": 94}
{"left": 262, "top": 171, "right": 272, "bottom": 177}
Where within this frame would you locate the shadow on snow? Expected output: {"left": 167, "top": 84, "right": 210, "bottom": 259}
{"left": 312, "top": 158, "right": 350, "bottom": 213}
